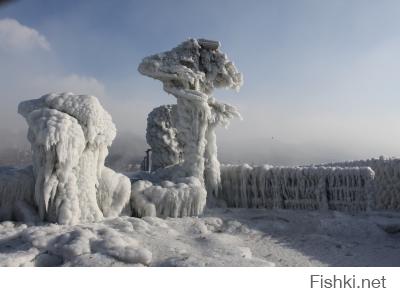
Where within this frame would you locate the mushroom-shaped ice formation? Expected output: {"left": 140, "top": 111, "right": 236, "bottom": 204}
{"left": 133, "top": 38, "right": 243, "bottom": 216}
{"left": 14, "top": 93, "right": 131, "bottom": 224}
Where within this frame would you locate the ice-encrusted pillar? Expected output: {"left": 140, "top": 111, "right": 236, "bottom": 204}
{"left": 146, "top": 104, "right": 181, "bottom": 171}
{"left": 18, "top": 93, "right": 131, "bottom": 224}
{"left": 138, "top": 38, "right": 242, "bottom": 189}
{"left": 174, "top": 93, "right": 211, "bottom": 183}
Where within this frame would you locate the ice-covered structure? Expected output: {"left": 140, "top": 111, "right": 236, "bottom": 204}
{"left": 146, "top": 104, "right": 181, "bottom": 171}
{"left": 218, "top": 164, "right": 375, "bottom": 211}
{"left": 3, "top": 92, "right": 132, "bottom": 224}
{"left": 322, "top": 158, "right": 400, "bottom": 210}
{"left": 134, "top": 38, "right": 243, "bottom": 217}
{"left": 145, "top": 99, "right": 240, "bottom": 202}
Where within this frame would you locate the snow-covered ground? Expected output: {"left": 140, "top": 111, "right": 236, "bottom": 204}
{"left": 0, "top": 208, "right": 399, "bottom": 267}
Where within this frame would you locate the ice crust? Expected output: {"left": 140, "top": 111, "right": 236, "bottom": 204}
{"left": 6, "top": 93, "right": 132, "bottom": 224}
{"left": 218, "top": 164, "right": 375, "bottom": 211}
{"left": 137, "top": 38, "right": 242, "bottom": 216}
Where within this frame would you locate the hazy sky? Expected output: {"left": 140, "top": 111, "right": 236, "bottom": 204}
{"left": 1, "top": 0, "right": 400, "bottom": 165}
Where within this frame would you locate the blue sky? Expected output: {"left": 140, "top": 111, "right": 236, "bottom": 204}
{"left": 1, "top": 0, "right": 400, "bottom": 165}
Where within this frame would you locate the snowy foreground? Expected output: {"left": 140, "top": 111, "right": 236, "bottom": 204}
{"left": 0, "top": 208, "right": 399, "bottom": 267}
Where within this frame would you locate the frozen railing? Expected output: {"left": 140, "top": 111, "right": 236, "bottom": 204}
{"left": 217, "top": 164, "right": 375, "bottom": 212}
{"left": 322, "top": 157, "right": 400, "bottom": 210}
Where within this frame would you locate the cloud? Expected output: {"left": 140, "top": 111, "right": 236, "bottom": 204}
{"left": 31, "top": 74, "right": 106, "bottom": 99}
{"left": 0, "top": 18, "right": 50, "bottom": 51}
{"left": 0, "top": 72, "right": 107, "bottom": 152}
{"left": 0, "top": 18, "right": 108, "bottom": 154}
{"left": 0, "top": 18, "right": 106, "bottom": 104}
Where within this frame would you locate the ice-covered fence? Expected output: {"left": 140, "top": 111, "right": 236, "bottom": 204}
{"left": 322, "top": 158, "right": 400, "bottom": 210}
{"left": 218, "top": 164, "right": 375, "bottom": 211}
{"left": 0, "top": 166, "right": 37, "bottom": 222}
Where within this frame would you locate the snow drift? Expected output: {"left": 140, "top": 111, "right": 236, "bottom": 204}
{"left": 1, "top": 92, "right": 133, "bottom": 224}
{"left": 218, "top": 164, "right": 375, "bottom": 211}
{"left": 137, "top": 38, "right": 242, "bottom": 217}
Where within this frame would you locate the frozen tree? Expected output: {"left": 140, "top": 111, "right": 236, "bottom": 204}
{"left": 134, "top": 38, "right": 242, "bottom": 216}
{"left": 16, "top": 93, "right": 131, "bottom": 224}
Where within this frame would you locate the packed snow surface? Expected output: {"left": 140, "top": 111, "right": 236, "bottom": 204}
{"left": 0, "top": 208, "right": 399, "bottom": 267}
